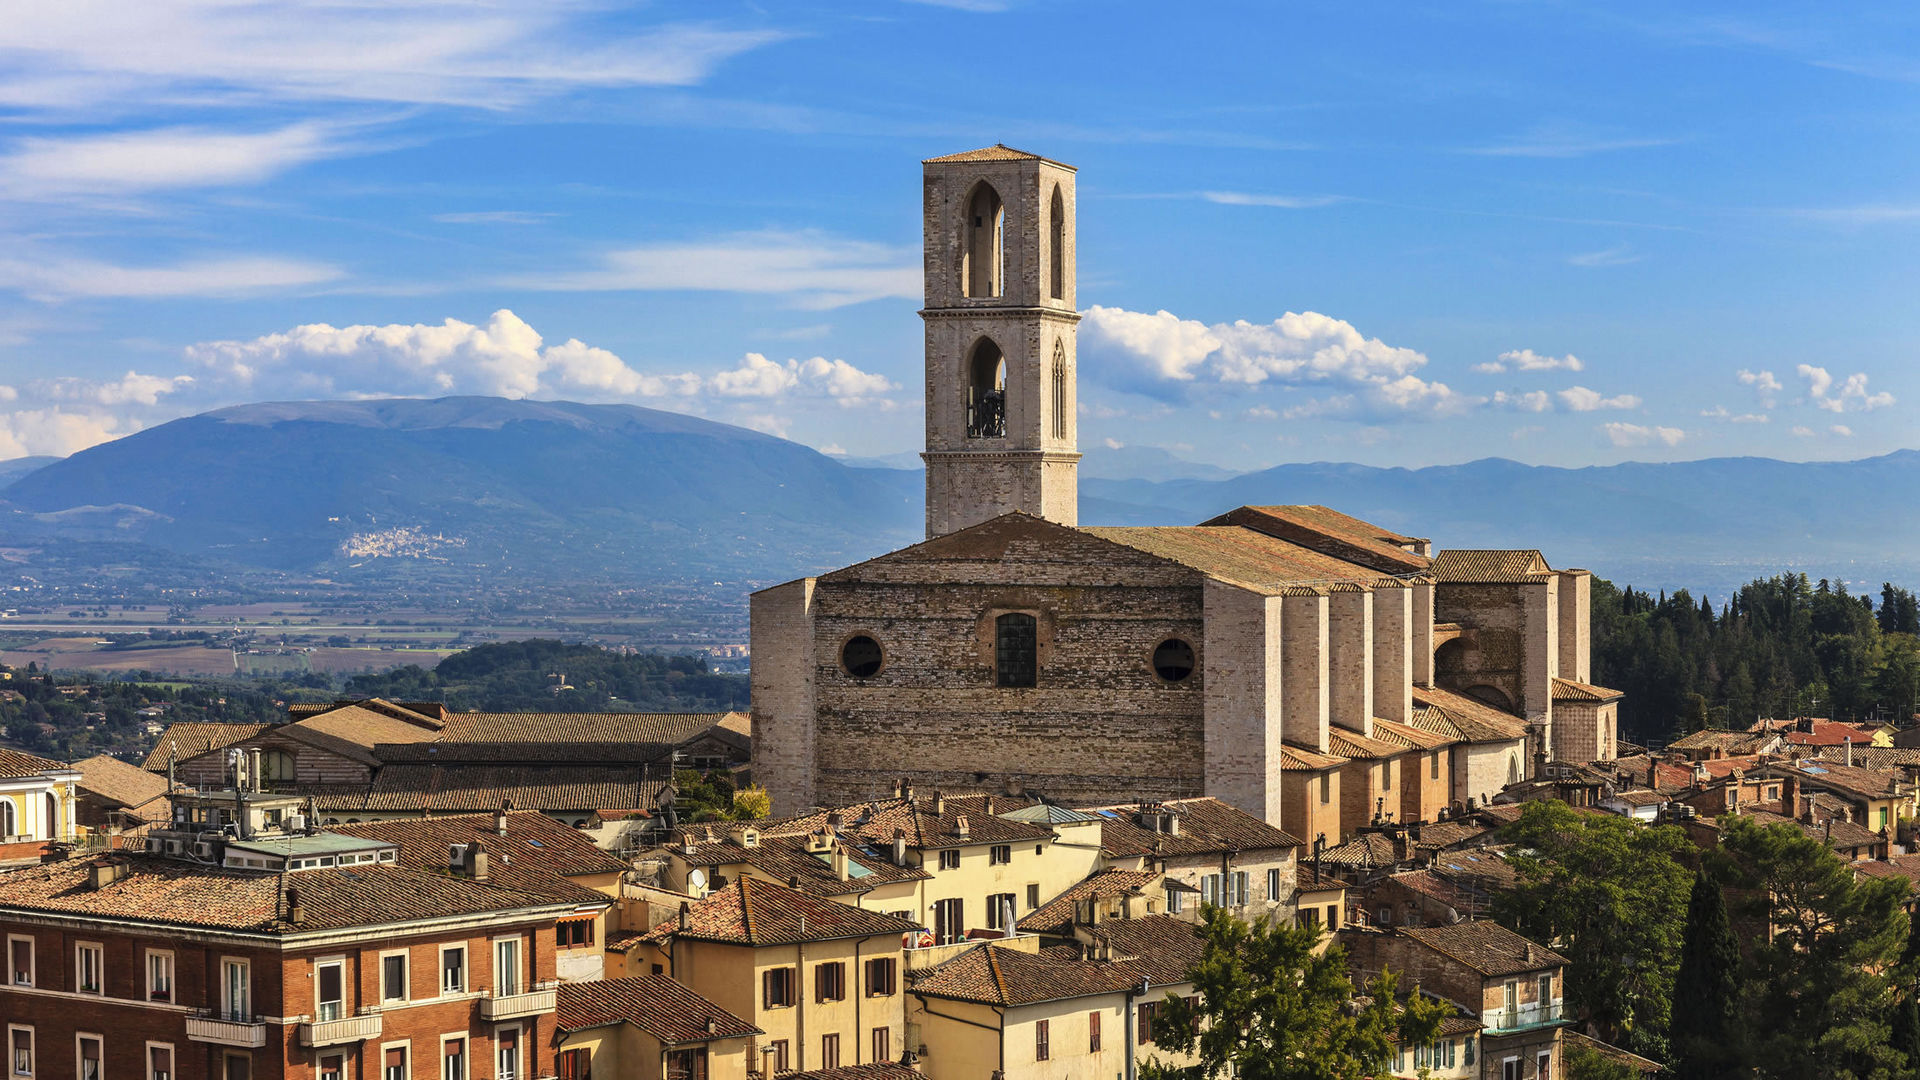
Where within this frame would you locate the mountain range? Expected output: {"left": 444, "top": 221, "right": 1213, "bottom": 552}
{"left": 0, "top": 396, "right": 1913, "bottom": 596}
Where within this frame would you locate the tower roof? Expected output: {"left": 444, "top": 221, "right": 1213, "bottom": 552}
{"left": 922, "top": 144, "right": 1075, "bottom": 169}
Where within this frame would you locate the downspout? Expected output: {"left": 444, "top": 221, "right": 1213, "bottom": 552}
{"left": 1125, "top": 980, "right": 1144, "bottom": 1080}
{"left": 797, "top": 941, "right": 806, "bottom": 1071}
{"left": 854, "top": 937, "right": 864, "bottom": 1064}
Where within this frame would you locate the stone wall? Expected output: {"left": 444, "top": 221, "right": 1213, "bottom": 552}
{"left": 751, "top": 578, "right": 817, "bottom": 816}
{"left": 1202, "top": 581, "right": 1286, "bottom": 822}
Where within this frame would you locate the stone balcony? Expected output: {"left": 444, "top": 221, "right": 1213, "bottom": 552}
{"left": 299, "top": 1012, "right": 384, "bottom": 1047}
{"left": 185, "top": 1014, "right": 269, "bottom": 1048}
{"left": 479, "top": 983, "right": 558, "bottom": 1021}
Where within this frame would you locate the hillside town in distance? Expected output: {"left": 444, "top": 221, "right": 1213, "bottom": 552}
{"left": 4, "top": 147, "right": 1918, "bottom": 1080}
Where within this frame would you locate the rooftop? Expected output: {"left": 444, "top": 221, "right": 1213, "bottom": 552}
{"left": 332, "top": 810, "right": 629, "bottom": 903}
{"left": 71, "top": 754, "right": 170, "bottom": 811}
{"left": 1016, "top": 868, "right": 1158, "bottom": 937}
{"left": 642, "top": 876, "right": 920, "bottom": 947}
{"left": 556, "top": 975, "right": 759, "bottom": 1044}
{"left": 1401, "top": 921, "right": 1567, "bottom": 977}
{"left": 910, "top": 919, "right": 1202, "bottom": 1006}
{"left": 1074, "top": 796, "right": 1302, "bottom": 859}
{"left": 1429, "top": 549, "right": 1552, "bottom": 584}
{"left": 0, "top": 747, "right": 79, "bottom": 780}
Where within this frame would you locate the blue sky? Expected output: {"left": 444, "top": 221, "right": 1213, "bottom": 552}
{"left": 0, "top": 1, "right": 1915, "bottom": 471}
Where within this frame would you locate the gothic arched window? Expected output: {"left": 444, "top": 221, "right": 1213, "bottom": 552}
{"left": 967, "top": 338, "right": 1007, "bottom": 438}
{"left": 995, "top": 613, "right": 1037, "bottom": 688}
{"left": 963, "top": 182, "right": 1004, "bottom": 299}
{"left": 1050, "top": 341, "right": 1067, "bottom": 440}
{"left": 1048, "top": 185, "right": 1065, "bottom": 300}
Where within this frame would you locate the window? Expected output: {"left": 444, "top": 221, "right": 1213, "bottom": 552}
{"left": 1048, "top": 186, "right": 1066, "bottom": 301}
{"left": 1539, "top": 972, "right": 1555, "bottom": 1014}
{"left": 384, "top": 1048, "right": 407, "bottom": 1080}
{"left": 986, "top": 893, "right": 1017, "bottom": 931}
{"left": 765, "top": 1041, "right": 790, "bottom": 1075}
{"left": 865, "top": 957, "right": 896, "bottom": 996}
{"left": 995, "top": 613, "right": 1037, "bottom": 687}
{"left": 146, "top": 950, "right": 173, "bottom": 1002}
{"left": 8, "top": 1027, "right": 30, "bottom": 1079}
{"left": 1296, "top": 907, "right": 1320, "bottom": 929}
{"left": 1266, "top": 868, "right": 1280, "bottom": 901}
{"left": 933, "top": 898, "right": 965, "bottom": 945}
{"left": 1035, "top": 1019, "right": 1050, "bottom": 1061}
{"left": 261, "top": 750, "right": 296, "bottom": 787}
{"left": 1319, "top": 773, "right": 1331, "bottom": 805}
{"left": 1538, "top": 1051, "right": 1552, "bottom": 1080}
{"left": 872, "top": 1027, "right": 890, "bottom": 1063}
{"left": 441, "top": 946, "right": 466, "bottom": 994}
{"left": 1199, "top": 874, "right": 1221, "bottom": 907}
{"left": 1232, "top": 871, "right": 1249, "bottom": 907}
{"left": 221, "top": 959, "right": 250, "bottom": 1021}
{"left": 382, "top": 952, "right": 409, "bottom": 1002}
{"left": 1152, "top": 639, "right": 1196, "bottom": 682}
{"left": 962, "top": 181, "right": 1004, "bottom": 299}
{"left": 76, "top": 1037, "right": 102, "bottom": 1080}
{"left": 764, "top": 967, "right": 796, "bottom": 1009}
{"left": 1501, "top": 1059, "right": 1520, "bottom": 1080}
{"left": 316, "top": 960, "right": 345, "bottom": 1022}
{"left": 1089, "top": 1011, "right": 1101, "bottom": 1052}
{"left": 966, "top": 338, "right": 1008, "bottom": 438}
{"left": 815, "top": 962, "right": 846, "bottom": 1003}
{"left": 7, "top": 936, "right": 31, "bottom": 987}
{"left": 223, "top": 1053, "right": 249, "bottom": 1080}
{"left": 1464, "top": 1037, "right": 1476, "bottom": 1065}
{"left": 1050, "top": 346, "right": 1068, "bottom": 440}
{"left": 443, "top": 1038, "right": 466, "bottom": 1080}
{"left": 319, "top": 1055, "right": 345, "bottom": 1080}
{"left": 989, "top": 844, "right": 1011, "bottom": 865}
{"left": 820, "top": 1034, "right": 840, "bottom": 1071}
{"left": 938, "top": 849, "right": 960, "bottom": 871}
{"left": 556, "top": 919, "right": 595, "bottom": 949}
{"left": 841, "top": 636, "right": 883, "bottom": 678}
{"left": 0, "top": 801, "right": 12, "bottom": 839}
{"left": 494, "top": 937, "right": 522, "bottom": 997}
{"left": 1503, "top": 980, "right": 1519, "bottom": 1026}
{"left": 1383, "top": 763, "right": 1392, "bottom": 792}
{"left": 74, "top": 943, "right": 102, "bottom": 995}
{"left": 666, "top": 1049, "right": 706, "bottom": 1080}
{"left": 1026, "top": 883, "right": 1040, "bottom": 910}
{"left": 1166, "top": 887, "right": 1184, "bottom": 914}
{"left": 496, "top": 1028, "right": 520, "bottom": 1080}
{"left": 556, "top": 1049, "right": 588, "bottom": 1080}
{"left": 1138, "top": 1001, "right": 1158, "bottom": 1045}
{"left": 1326, "top": 903, "right": 1338, "bottom": 927}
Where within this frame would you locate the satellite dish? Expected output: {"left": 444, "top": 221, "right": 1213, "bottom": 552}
{"left": 688, "top": 868, "right": 708, "bottom": 892}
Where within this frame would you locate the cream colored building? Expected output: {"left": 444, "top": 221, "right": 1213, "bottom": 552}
{"left": 555, "top": 975, "right": 761, "bottom": 1080}
{"left": 752, "top": 146, "right": 1621, "bottom": 844}
{"left": 0, "top": 748, "right": 80, "bottom": 866}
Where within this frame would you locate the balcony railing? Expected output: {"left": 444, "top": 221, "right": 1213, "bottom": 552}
{"left": 185, "top": 1013, "right": 269, "bottom": 1048}
{"left": 299, "top": 1012, "right": 383, "bottom": 1047}
{"left": 1489, "top": 1001, "right": 1564, "bottom": 1033}
{"left": 480, "top": 982, "right": 558, "bottom": 1021}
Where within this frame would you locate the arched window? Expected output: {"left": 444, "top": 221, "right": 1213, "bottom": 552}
{"left": 1507, "top": 753, "right": 1521, "bottom": 785}
{"left": 995, "top": 613, "right": 1038, "bottom": 688}
{"left": 967, "top": 338, "right": 1007, "bottom": 438}
{"left": 963, "top": 182, "right": 1004, "bottom": 299}
{"left": 0, "top": 799, "right": 13, "bottom": 839}
{"left": 1048, "top": 185, "right": 1065, "bottom": 300}
{"left": 1050, "top": 341, "right": 1067, "bottom": 440}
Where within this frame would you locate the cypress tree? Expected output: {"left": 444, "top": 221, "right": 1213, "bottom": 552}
{"left": 1670, "top": 868, "right": 1740, "bottom": 1079}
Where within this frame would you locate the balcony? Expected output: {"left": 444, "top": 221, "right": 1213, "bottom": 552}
{"left": 299, "top": 1012, "right": 383, "bottom": 1047}
{"left": 1487, "top": 1000, "right": 1565, "bottom": 1034}
{"left": 480, "top": 982, "right": 558, "bottom": 1021}
{"left": 185, "top": 1014, "right": 269, "bottom": 1048}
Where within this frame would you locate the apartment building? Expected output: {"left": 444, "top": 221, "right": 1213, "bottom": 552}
{"left": 0, "top": 748, "right": 80, "bottom": 865}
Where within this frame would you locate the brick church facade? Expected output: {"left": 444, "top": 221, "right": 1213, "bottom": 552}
{"left": 751, "top": 146, "right": 1621, "bottom": 840}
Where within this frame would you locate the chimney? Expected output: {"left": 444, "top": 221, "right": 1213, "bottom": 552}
{"left": 678, "top": 901, "right": 691, "bottom": 931}
{"left": 469, "top": 840, "right": 489, "bottom": 882}
{"left": 932, "top": 791, "right": 945, "bottom": 816}
{"left": 983, "top": 796, "right": 994, "bottom": 816}
{"left": 893, "top": 827, "right": 908, "bottom": 868}
{"left": 893, "top": 778, "right": 904, "bottom": 799}
{"left": 1845, "top": 737, "right": 1854, "bottom": 768}
{"left": 832, "top": 845, "right": 850, "bottom": 882}
{"left": 904, "top": 783, "right": 915, "bottom": 804}
{"left": 248, "top": 747, "right": 264, "bottom": 793}
{"left": 87, "top": 860, "right": 124, "bottom": 891}
{"left": 287, "top": 885, "right": 307, "bottom": 927}
{"left": 496, "top": 800, "right": 511, "bottom": 836}
{"left": 1646, "top": 757, "right": 1658, "bottom": 789}
{"left": 955, "top": 815, "right": 969, "bottom": 839}
{"left": 1783, "top": 775, "right": 1803, "bottom": 820}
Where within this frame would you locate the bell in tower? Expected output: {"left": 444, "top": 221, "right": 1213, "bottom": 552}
{"left": 919, "top": 145, "right": 1081, "bottom": 539}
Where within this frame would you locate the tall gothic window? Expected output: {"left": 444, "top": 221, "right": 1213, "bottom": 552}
{"left": 963, "top": 182, "right": 1004, "bottom": 299}
{"left": 1050, "top": 342, "right": 1067, "bottom": 440}
{"left": 1048, "top": 185, "right": 1065, "bottom": 300}
{"left": 967, "top": 338, "right": 1007, "bottom": 438}
{"left": 995, "top": 613, "right": 1037, "bottom": 688}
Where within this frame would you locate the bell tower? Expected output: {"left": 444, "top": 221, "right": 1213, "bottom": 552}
{"left": 920, "top": 145, "right": 1080, "bottom": 539}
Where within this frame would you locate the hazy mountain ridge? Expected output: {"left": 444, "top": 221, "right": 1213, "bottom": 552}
{"left": 0, "top": 396, "right": 1912, "bottom": 595}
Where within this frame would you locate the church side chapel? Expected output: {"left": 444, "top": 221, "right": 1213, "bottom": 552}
{"left": 751, "top": 146, "right": 1623, "bottom": 841}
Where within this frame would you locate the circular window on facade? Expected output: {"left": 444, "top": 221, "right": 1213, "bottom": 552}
{"left": 841, "top": 635, "right": 884, "bottom": 678}
{"left": 1152, "top": 638, "right": 1196, "bottom": 682}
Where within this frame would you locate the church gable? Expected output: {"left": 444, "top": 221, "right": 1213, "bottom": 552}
{"left": 818, "top": 512, "right": 1198, "bottom": 587}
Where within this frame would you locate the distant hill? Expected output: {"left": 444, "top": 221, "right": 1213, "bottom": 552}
{"left": 0, "top": 395, "right": 1912, "bottom": 596}
{"left": 0, "top": 456, "right": 60, "bottom": 488}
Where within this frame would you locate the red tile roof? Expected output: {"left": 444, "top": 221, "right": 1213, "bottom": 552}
{"left": 1401, "top": 921, "right": 1566, "bottom": 977}
{"left": 1016, "top": 868, "right": 1158, "bottom": 936}
{"left": 912, "top": 916, "right": 1204, "bottom": 1005}
{"left": 0, "top": 747, "right": 75, "bottom": 778}
{"left": 1074, "top": 796, "right": 1301, "bottom": 858}
{"left": 556, "top": 975, "right": 759, "bottom": 1044}
{"left": 141, "top": 723, "right": 271, "bottom": 771}
{"left": 1429, "top": 549, "right": 1551, "bottom": 583}
{"left": 642, "top": 876, "right": 920, "bottom": 947}
{"left": 331, "top": 810, "right": 627, "bottom": 903}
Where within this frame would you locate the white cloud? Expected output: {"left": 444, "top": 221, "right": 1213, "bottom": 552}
{"left": 49, "top": 371, "right": 195, "bottom": 407}
{"left": 1078, "top": 306, "right": 1466, "bottom": 416}
{"left": 1492, "top": 390, "right": 1552, "bottom": 413}
{"left": 431, "top": 211, "right": 556, "bottom": 225}
{"left": 1102, "top": 437, "right": 1124, "bottom": 449}
{"left": 1201, "top": 191, "right": 1347, "bottom": 209}
{"left": 0, "top": 406, "right": 136, "bottom": 457}
{"left": 1797, "top": 364, "right": 1895, "bottom": 412}
{"left": 0, "top": 253, "right": 343, "bottom": 300}
{"left": 1832, "top": 424, "right": 1854, "bottom": 437}
{"left": 1567, "top": 244, "right": 1640, "bottom": 268}
{"left": 1733, "top": 413, "right": 1769, "bottom": 424}
{"left": 1738, "top": 368, "right": 1783, "bottom": 407}
{"left": 1556, "top": 386, "right": 1642, "bottom": 411}
{"left": 1461, "top": 125, "right": 1683, "bottom": 158}
{"left": 1791, "top": 425, "right": 1816, "bottom": 437}
{"left": 0, "top": 122, "right": 341, "bottom": 199}
{"left": 1243, "top": 405, "right": 1279, "bottom": 420}
{"left": 708, "top": 353, "right": 898, "bottom": 408}
{"left": 1480, "top": 349, "right": 1584, "bottom": 374}
{"left": 511, "top": 231, "right": 918, "bottom": 310}
{"left": 1603, "top": 422, "right": 1685, "bottom": 448}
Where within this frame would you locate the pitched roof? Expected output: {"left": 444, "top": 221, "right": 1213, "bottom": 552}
{"left": 1564, "top": 1031, "right": 1663, "bottom": 1075}
{"left": 142, "top": 722, "right": 271, "bottom": 771}
{"left": 1197, "top": 506, "right": 1430, "bottom": 575}
{"left": 1777, "top": 761, "right": 1906, "bottom": 800}
{"left": 1279, "top": 743, "right": 1349, "bottom": 771}
{"left": 1329, "top": 728, "right": 1413, "bottom": 761}
{"left": 72, "top": 754, "right": 170, "bottom": 810}
{"left": 1429, "top": 549, "right": 1550, "bottom": 584}
{"left": 923, "top": 144, "right": 1051, "bottom": 164}
{"left": 1410, "top": 686, "right": 1529, "bottom": 743}
{"left": 334, "top": 765, "right": 669, "bottom": 814}
{"left": 1371, "top": 718, "right": 1456, "bottom": 751}
{"left": 381, "top": 711, "right": 733, "bottom": 764}
{"left": 1074, "top": 797, "right": 1301, "bottom": 858}
{"left": 1666, "top": 729, "right": 1777, "bottom": 755}
{"left": 1084, "top": 524, "right": 1396, "bottom": 595}
{"left": 775, "top": 792, "right": 1055, "bottom": 851}
{"left": 0, "top": 747, "right": 74, "bottom": 779}
{"left": 643, "top": 876, "right": 920, "bottom": 947}
{"left": 0, "top": 854, "right": 567, "bottom": 933}
{"left": 330, "top": 810, "right": 628, "bottom": 902}
{"left": 783, "top": 1065, "right": 924, "bottom": 1080}
{"left": 556, "top": 975, "right": 759, "bottom": 1044}
{"left": 1016, "top": 868, "right": 1158, "bottom": 936}
{"left": 1780, "top": 721, "right": 1887, "bottom": 748}
{"left": 914, "top": 916, "right": 1204, "bottom": 1005}
{"left": 657, "top": 827, "right": 931, "bottom": 899}
{"left": 1401, "top": 921, "right": 1566, "bottom": 977}
{"left": 1550, "top": 677, "right": 1624, "bottom": 703}
{"left": 1740, "top": 808, "right": 1884, "bottom": 852}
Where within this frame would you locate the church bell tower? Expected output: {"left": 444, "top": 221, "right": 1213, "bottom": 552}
{"left": 920, "top": 145, "right": 1080, "bottom": 539}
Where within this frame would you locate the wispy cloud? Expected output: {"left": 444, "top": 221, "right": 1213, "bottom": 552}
{"left": 505, "top": 230, "right": 919, "bottom": 310}
{"left": 1475, "top": 349, "right": 1584, "bottom": 375}
{"left": 431, "top": 211, "right": 558, "bottom": 226}
{"left": 1798, "top": 364, "right": 1895, "bottom": 413}
{"left": 1781, "top": 204, "right": 1920, "bottom": 226}
{"left": 1567, "top": 244, "right": 1640, "bottom": 268}
{"left": 0, "top": 251, "right": 344, "bottom": 300}
{"left": 1201, "top": 191, "right": 1349, "bottom": 209}
{"left": 0, "top": 122, "right": 347, "bottom": 200}
{"left": 1603, "top": 422, "right": 1685, "bottom": 448}
{"left": 1461, "top": 125, "right": 1684, "bottom": 159}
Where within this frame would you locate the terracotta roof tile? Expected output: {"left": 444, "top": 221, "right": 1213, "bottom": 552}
{"left": 1410, "top": 687, "right": 1529, "bottom": 743}
{"left": 1564, "top": 1032, "right": 1662, "bottom": 1075}
{"left": 346, "top": 765, "right": 670, "bottom": 814}
{"left": 909, "top": 932, "right": 1186, "bottom": 1006}
{"left": 643, "top": 876, "right": 919, "bottom": 947}
{"left": 1017, "top": 868, "right": 1158, "bottom": 936}
{"left": 1084, "top": 524, "right": 1392, "bottom": 594}
{"left": 655, "top": 826, "right": 931, "bottom": 898}
{"left": 1371, "top": 719, "right": 1455, "bottom": 751}
{"left": 1198, "top": 505, "right": 1430, "bottom": 575}
{"left": 142, "top": 723, "right": 270, "bottom": 771}
{"left": 1401, "top": 921, "right": 1566, "bottom": 977}
{"left": 0, "top": 747, "right": 74, "bottom": 778}
{"left": 783, "top": 1065, "right": 924, "bottom": 1080}
{"left": 1074, "top": 797, "right": 1301, "bottom": 858}
{"left": 1429, "top": 550, "right": 1551, "bottom": 583}
{"left": 1328, "top": 728, "right": 1412, "bottom": 760}
{"left": 72, "top": 754, "right": 169, "bottom": 810}
{"left": 923, "top": 144, "right": 1049, "bottom": 164}
{"left": 331, "top": 810, "right": 627, "bottom": 902}
{"left": 556, "top": 975, "right": 758, "bottom": 1043}
{"left": 773, "top": 793, "right": 1054, "bottom": 851}
{"left": 1280, "top": 743, "right": 1349, "bottom": 771}
{"left": 1550, "top": 677, "right": 1624, "bottom": 703}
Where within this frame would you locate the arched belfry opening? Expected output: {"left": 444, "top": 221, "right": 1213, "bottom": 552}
{"left": 963, "top": 182, "right": 1004, "bottom": 299}
{"left": 967, "top": 338, "right": 1007, "bottom": 438}
{"left": 1048, "top": 185, "right": 1065, "bottom": 300}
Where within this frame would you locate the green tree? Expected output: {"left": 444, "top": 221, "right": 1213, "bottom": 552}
{"left": 1895, "top": 909, "right": 1920, "bottom": 1077}
{"left": 1144, "top": 908, "right": 1449, "bottom": 1080}
{"left": 1496, "top": 800, "right": 1693, "bottom": 1059}
{"left": 1565, "top": 1040, "right": 1641, "bottom": 1080}
{"left": 1669, "top": 867, "right": 1741, "bottom": 1079}
{"left": 1709, "top": 815, "right": 1911, "bottom": 1080}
